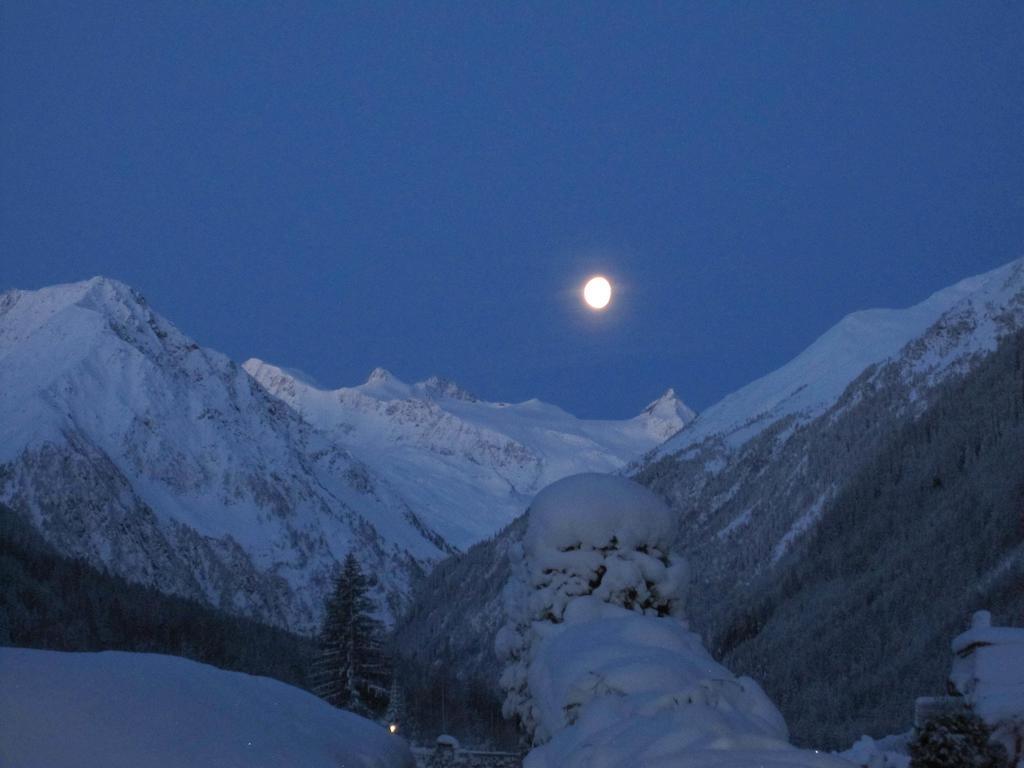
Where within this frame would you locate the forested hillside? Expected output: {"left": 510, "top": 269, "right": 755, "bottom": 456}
{"left": 719, "top": 328, "right": 1024, "bottom": 747}
{"left": 0, "top": 504, "right": 314, "bottom": 688}
{"left": 392, "top": 516, "right": 526, "bottom": 746}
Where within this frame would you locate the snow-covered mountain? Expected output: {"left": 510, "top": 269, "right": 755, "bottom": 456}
{"left": 640, "top": 257, "right": 1024, "bottom": 573}
{"left": 0, "top": 277, "right": 450, "bottom": 631}
{"left": 652, "top": 257, "right": 1024, "bottom": 460}
{"left": 243, "top": 359, "right": 694, "bottom": 549}
{"left": 0, "top": 277, "right": 688, "bottom": 632}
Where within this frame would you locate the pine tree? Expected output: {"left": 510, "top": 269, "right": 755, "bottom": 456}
{"left": 910, "top": 712, "right": 1009, "bottom": 768}
{"left": 313, "top": 553, "right": 389, "bottom": 717}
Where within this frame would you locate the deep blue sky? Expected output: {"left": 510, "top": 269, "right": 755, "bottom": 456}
{"left": 2, "top": 3, "right": 1022, "bottom": 417}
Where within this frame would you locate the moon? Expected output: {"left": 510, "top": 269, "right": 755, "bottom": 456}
{"left": 583, "top": 276, "right": 612, "bottom": 310}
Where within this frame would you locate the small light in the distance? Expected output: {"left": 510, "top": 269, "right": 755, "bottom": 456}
{"left": 388, "top": 723, "right": 398, "bottom": 734}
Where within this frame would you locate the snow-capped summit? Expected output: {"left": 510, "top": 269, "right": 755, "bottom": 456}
{"left": 415, "top": 375, "right": 478, "bottom": 402}
{"left": 365, "top": 366, "right": 394, "bottom": 384}
{"left": 243, "top": 358, "right": 693, "bottom": 549}
{"left": 638, "top": 387, "right": 697, "bottom": 442}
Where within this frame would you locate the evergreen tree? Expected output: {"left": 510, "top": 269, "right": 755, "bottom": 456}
{"left": 910, "top": 712, "right": 1008, "bottom": 768}
{"left": 313, "top": 553, "right": 389, "bottom": 716}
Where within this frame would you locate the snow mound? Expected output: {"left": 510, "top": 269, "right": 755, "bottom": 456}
{"left": 527, "top": 605, "right": 786, "bottom": 741}
{"left": 0, "top": 648, "right": 414, "bottom": 768}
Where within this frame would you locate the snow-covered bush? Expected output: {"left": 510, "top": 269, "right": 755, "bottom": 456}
{"left": 496, "top": 473, "right": 852, "bottom": 768}
{"left": 496, "top": 473, "right": 690, "bottom": 739}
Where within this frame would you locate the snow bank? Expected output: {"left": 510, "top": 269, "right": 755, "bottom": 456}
{"left": 498, "top": 473, "right": 852, "bottom": 768}
{"left": 839, "top": 734, "right": 911, "bottom": 768}
{"left": 522, "top": 604, "right": 851, "bottom": 768}
{"left": 0, "top": 648, "right": 414, "bottom": 768}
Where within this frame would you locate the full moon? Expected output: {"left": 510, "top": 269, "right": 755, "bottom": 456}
{"left": 583, "top": 276, "right": 612, "bottom": 310}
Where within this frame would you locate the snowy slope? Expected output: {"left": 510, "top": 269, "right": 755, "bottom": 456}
{"left": 243, "top": 360, "right": 694, "bottom": 548}
{"left": 0, "top": 278, "right": 448, "bottom": 631}
{"left": 640, "top": 257, "right": 1024, "bottom": 573}
{"left": 655, "top": 257, "right": 1024, "bottom": 457}
{"left": 0, "top": 647, "right": 413, "bottom": 768}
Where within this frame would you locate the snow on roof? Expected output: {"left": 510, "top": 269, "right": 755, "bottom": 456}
{"left": 951, "top": 611, "right": 1024, "bottom": 654}
{"left": 524, "top": 473, "right": 675, "bottom": 559}
{"left": 948, "top": 613, "right": 1024, "bottom": 728}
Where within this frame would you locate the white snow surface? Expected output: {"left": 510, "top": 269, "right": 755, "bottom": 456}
{"left": 243, "top": 360, "right": 694, "bottom": 549}
{"left": 0, "top": 647, "right": 414, "bottom": 768}
{"left": 839, "top": 734, "right": 911, "bottom": 768}
{"left": 655, "top": 257, "right": 1024, "bottom": 458}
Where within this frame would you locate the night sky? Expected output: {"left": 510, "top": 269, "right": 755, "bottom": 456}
{"left": 2, "top": 3, "right": 1022, "bottom": 417}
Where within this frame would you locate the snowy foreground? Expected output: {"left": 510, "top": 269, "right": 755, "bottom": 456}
{"left": 497, "top": 474, "right": 852, "bottom": 768}
{"left": 0, "top": 647, "right": 414, "bottom": 768}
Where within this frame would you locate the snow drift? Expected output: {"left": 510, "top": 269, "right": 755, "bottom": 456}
{"left": 0, "top": 647, "right": 414, "bottom": 768}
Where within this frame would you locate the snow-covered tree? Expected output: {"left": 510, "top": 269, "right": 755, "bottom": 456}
{"left": 496, "top": 473, "right": 689, "bottom": 739}
{"left": 496, "top": 473, "right": 851, "bottom": 768}
{"left": 313, "top": 553, "right": 389, "bottom": 717}
{"left": 910, "top": 712, "right": 1008, "bottom": 768}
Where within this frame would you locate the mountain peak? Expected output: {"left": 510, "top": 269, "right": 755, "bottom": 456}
{"left": 0, "top": 276, "right": 184, "bottom": 369}
{"left": 366, "top": 367, "right": 394, "bottom": 384}
{"left": 643, "top": 387, "right": 694, "bottom": 417}
{"left": 636, "top": 387, "right": 696, "bottom": 442}
{"left": 646, "top": 387, "right": 677, "bottom": 407}
{"left": 416, "top": 375, "right": 478, "bottom": 402}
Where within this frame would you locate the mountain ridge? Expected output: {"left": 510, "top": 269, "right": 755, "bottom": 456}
{"left": 242, "top": 356, "right": 694, "bottom": 549}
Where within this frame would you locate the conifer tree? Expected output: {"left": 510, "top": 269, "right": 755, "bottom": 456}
{"left": 313, "top": 553, "right": 389, "bottom": 716}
